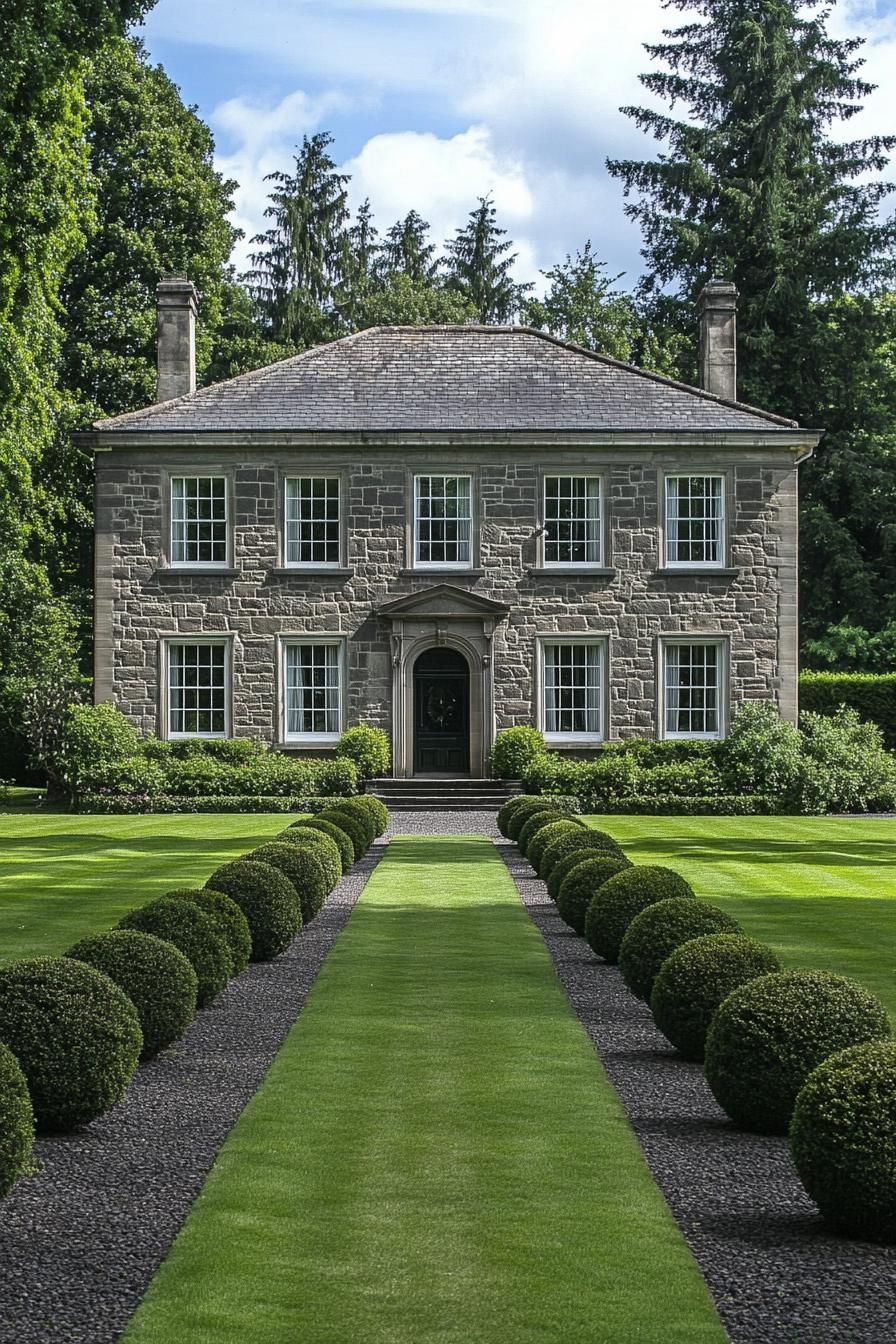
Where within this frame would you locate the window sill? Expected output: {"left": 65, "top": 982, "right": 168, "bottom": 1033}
{"left": 656, "top": 567, "right": 738, "bottom": 578}
{"left": 275, "top": 739, "right": 339, "bottom": 751}
{"left": 268, "top": 567, "right": 353, "bottom": 579}
{"left": 545, "top": 737, "right": 605, "bottom": 748}
{"left": 398, "top": 568, "right": 485, "bottom": 579}
{"left": 154, "top": 567, "right": 239, "bottom": 579}
{"left": 528, "top": 567, "right": 616, "bottom": 578}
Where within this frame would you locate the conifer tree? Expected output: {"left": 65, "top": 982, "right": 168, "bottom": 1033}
{"left": 444, "top": 196, "right": 531, "bottom": 323}
{"left": 380, "top": 210, "right": 438, "bottom": 283}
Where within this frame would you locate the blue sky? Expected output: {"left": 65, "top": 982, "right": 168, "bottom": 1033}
{"left": 138, "top": 0, "right": 896, "bottom": 292}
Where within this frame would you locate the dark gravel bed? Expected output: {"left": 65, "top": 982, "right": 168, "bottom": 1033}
{"left": 384, "top": 809, "right": 501, "bottom": 838}
{"left": 500, "top": 842, "right": 896, "bottom": 1344}
{"left": 0, "top": 845, "right": 385, "bottom": 1344}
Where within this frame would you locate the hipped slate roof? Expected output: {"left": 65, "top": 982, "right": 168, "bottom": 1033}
{"left": 94, "top": 325, "right": 799, "bottom": 434}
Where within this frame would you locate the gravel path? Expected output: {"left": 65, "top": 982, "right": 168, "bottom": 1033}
{"left": 0, "top": 846, "right": 384, "bottom": 1344}
{"left": 383, "top": 808, "right": 501, "bottom": 838}
{"left": 500, "top": 841, "right": 896, "bottom": 1344}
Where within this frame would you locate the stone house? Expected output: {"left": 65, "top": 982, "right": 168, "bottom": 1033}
{"left": 85, "top": 277, "right": 821, "bottom": 777}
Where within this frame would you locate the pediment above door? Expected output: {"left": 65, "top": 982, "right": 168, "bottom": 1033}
{"left": 377, "top": 583, "right": 509, "bottom": 622}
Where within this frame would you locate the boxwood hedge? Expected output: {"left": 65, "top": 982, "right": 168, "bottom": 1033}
{"left": 584, "top": 866, "right": 696, "bottom": 964}
{"left": 205, "top": 859, "right": 302, "bottom": 961}
{"left": 527, "top": 818, "right": 585, "bottom": 875}
{"left": 540, "top": 828, "right": 625, "bottom": 880}
{"left": 556, "top": 856, "right": 632, "bottom": 935}
{"left": 0, "top": 1042, "right": 34, "bottom": 1197}
{"left": 291, "top": 817, "right": 354, "bottom": 873}
{"left": 250, "top": 842, "right": 331, "bottom": 924}
{"left": 618, "top": 898, "right": 741, "bottom": 1002}
{"left": 164, "top": 888, "right": 253, "bottom": 978}
{"left": 118, "top": 899, "right": 230, "bottom": 1007}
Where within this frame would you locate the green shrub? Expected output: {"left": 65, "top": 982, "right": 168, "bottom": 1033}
{"left": 527, "top": 818, "right": 585, "bottom": 876}
{"left": 61, "top": 702, "right": 140, "bottom": 800}
{"left": 584, "top": 866, "right": 696, "bottom": 964}
{"left": 204, "top": 860, "right": 302, "bottom": 961}
{"left": 77, "top": 757, "right": 167, "bottom": 797}
{"left": 77, "top": 793, "right": 348, "bottom": 815}
{"left": 318, "top": 809, "right": 368, "bottom": 861}
{"left": 67, "top": 929, "right": 198, "bottom": 1060}
{"left": 0, "top": 957, "right": 142, "bottom": 1132}
{"left": 524, "top": 751, "right": 642, "bottom": 804}
{"left": 618, "top": 899, "right": 741, "bottom": 1003}
{"left": 556, "top": 856, "right": 631, "bottom": 934}
{"left": 496, "top": 794, "right": 538, "bottom": 839}
{"left": 650, "top": 933, "right": 781, "bottom": 1061}
{"left": 118, "top": 899, "right": 230, "bottom": 1008}
{"left": 799, "top": 672, "right": 896, "bottom": 750}
{"left": 540, "top": 827, "right": 626, "bottom": 880}
{"left": 163, "top": 888, "right": 253, "bottom": 978}
{"left": 0, "top": 1042, "right": 34, "bottom": 1197}
{"left": 337, "top": 793, "right": 389, "bottom": 837}
{"left": 275, "top": 827, "right": 343, "bottom": 890}
{"left": 547, "top": 850, "right": 602, "bottom": 902}
{"left": 704, "top": 969, "right": 891, "bottom": 1134}
{"left": 797, "top": 707, "right": 896, "bottom": 814}
{"left": 718, "top": 701, "right": 803, "bottom": 801}
{"left": 250, "top": 842, "right": 331, "bottom": 924}
{"left": 328, "top": 804, "right": 376, "bottom": 849}
{"left": 506, "top": 799, "right": 562, "bottom": 843}
{"left": 335, "top": 725, "right": 391, "bottom": 780}
{"left": 292, "top": 817, "right": 354, "bottom": 872}
{"left": 490, "top": 727, "right": 546, "bottom": 780}
{"left": 517, "top": 808, "right": 568, "bottom": 858}
{"left": 791, "top": 1041, "right": 896, "bottom": 1242}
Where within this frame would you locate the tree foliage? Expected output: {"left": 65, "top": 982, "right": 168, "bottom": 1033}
{"left": 445, "top": 195, "right": 532, "bottom": 322}
{"left": 524, "top": 242, "right": 641, "bottom": 360}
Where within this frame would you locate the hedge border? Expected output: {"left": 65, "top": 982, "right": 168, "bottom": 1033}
{"left": 76, "top": 794, "right": 353, "bottom": 815}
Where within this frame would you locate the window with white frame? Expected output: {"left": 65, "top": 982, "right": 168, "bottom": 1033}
{"left": 285, "top": 477, "right": 340, "bottom": 566}
{"left": 170, "top": 476, "right": 228, "bottom": 565}
{"left": 414, "top": 475, "right": 472, "bottom": 567}
{"left": 284, "top": 642, "right": 342, "bottom": 739}
{"left": 543, "top": 475, "right": 602, "bottom": 565}
{"left": 663, "top": 641, "right": 724, "bottom": 738}
{"left": 541, "top": 641, "right": 604, "bottom": 739}
{"left": 665, "top": 475, "right": 724, "bottom": 566}
{"left": 167, "top": 642, "right": 228, "bottom": 737}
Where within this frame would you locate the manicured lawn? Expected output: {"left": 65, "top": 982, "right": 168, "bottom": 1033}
{"left": 123, "top": 836, "right": 724, "bottom": 1344}
{"left": 0, "top": 814, "right": 291, "bottom": 962}
{"left": 589, "top": 815, "right": 896, "bottom": 1015}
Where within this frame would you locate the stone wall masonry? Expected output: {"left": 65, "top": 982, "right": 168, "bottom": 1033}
{"left": 94, "top": 445, "right": 801, "bottom": 744}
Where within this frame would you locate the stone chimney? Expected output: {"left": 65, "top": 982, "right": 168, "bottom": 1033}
{"left": 698, "top": 279, "right": 738, "bottom": 401}
{"left": 156, "top": 274, "right": 198, "bottom": 402}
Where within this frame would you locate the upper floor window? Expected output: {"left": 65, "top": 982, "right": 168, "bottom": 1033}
{"left": 544, "top": 475, "right": 602, "bottom": 566}
{"left": 285, "top": 477, "right": 341, "bottom": 566}
{"left": 284, "top": 641, "right": 342, "bottom": 742}
{"left": 171, "top": 476, "right": 228, "bottom": 566}
{"left": 663, "top": 640, "right": 724, "bottom": 739}
{"left": 665, "top": 474, "right": 724, "bottom": 567}
{"left": 167, "top": 640, "right": 228, "bottom": 738}
{"left": 414, "top": 474, "right": 472, "bottom": 568}
{"left": 541, "top": 639, "right": 605, "bottom": 741}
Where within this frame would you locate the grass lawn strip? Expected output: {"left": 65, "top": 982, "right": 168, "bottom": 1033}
{"left": 0, "top": 847, "right": 380, "bottom": 1344}
{"left": 505, "top": 840, "right": 896, "bottom": 1344}
{"left": 588, "top": 815, "right": 896, "bottom": 1015}
{"left": 0, "top": 814, "right": 292, "bottom": 962}
{"left": 124, "top": 836, "right": 724, "bottom": 1344}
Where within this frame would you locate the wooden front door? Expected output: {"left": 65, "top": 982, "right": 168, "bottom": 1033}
{"left": 413, "top": 647, "right": 470, "bottom": 774}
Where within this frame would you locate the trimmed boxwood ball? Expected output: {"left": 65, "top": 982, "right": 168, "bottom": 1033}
{"left": 497, "top": 794, "right": 539, "bottom": 839}
{"left": 0, "top": 957, "right": 142, "bottom": 1132}
{"left": 791, "top": 1041, "right": 896, "bottom": 1242}
{"left": 540, "top": 828, "right": 625, "bottom": 880}
{"left": 506, "top": 799, "right": 564, "bottom": 843}
{"left": 650, "top": 933, "right": 781, "bottom": 1061}
{"left": 318, "top": 809, "right": 368, "bottom": 862}
{"left": 704, "top": 969, "right": 891, "bottom": 1134}
{"left": 0, "top": 1041, "right": 34, "bottom": 1197}
{"left": 328, "top": 805, "right": 375, "bottom": 849}
{"left": 164, "top": 888, "right": 252, "bottom": 978}
{"left": 517, "top": 809, "right": 568, "bottom": 858}
{"left": 584, "top": 866, "right": 696, "bottom": 964}
{"left": 619, "top": 898, "right": 742, "bottom": 1003}
{"left": 293, "top": 817, "right": 354, "bottom": 873}
{"left": 67, "top": 929, "right": 198, "bottom": 1060}
{"left": 527, "top": 818, "right": 585, "bottom": 875}
{"left": 205, "top": 860, "right": 302, "bottom": 962}
{"left": 340, "top": 794, "right": 389, "bottom": 837}
{"left": 275, "top": 828, "right": 342, "bottom": 891}
{"left": 118, "top": 899, "right": 230, "bottom": 1008}
{"left": 250, "top": 842, "right": 330, "bottom": 924}
{"left": 556, "top": 856, "right": 632, "bottom": 935}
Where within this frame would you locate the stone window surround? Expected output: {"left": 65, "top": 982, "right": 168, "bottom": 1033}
{"left": 158, "top": 633, "right": 235, "bottom": 740}
{"left": 533, "top": 633, "right": 610, "bottom": 746}
{"left": 536, "top": 468, "right": 608, "bottom": 571}
{"left": 278, "top": 471, "right": 349, "bottom": 571}
{"left": 405, "top": 466, "right": 480, "bottom": 573}
{"left": 656, "top": 633, "right": 730, "bottom": 741}
{"left": 274, "top": 632, "right": 349, "bottom": 749}
{"left": 162, "top": 469, "right": 234, "bottom": 571}
{"left": 657, "top": 467, "right": 733, "bottom": 573}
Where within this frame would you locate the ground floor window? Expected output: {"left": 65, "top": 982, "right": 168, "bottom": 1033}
{"left": 167, "top": 641, "right": 228, "bottom": 737}
{"left": 541, "top": 640, "right": 604, "bottom": 740}
{"left": 284, "top": 642, "right": 342, "bottom": 741}
{"left": 663, "top": 641, "right": 724, "bottom": 738}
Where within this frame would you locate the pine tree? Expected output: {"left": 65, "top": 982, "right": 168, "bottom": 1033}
{"left": 246, "top": 132, "right": 350, "bottom": 347}
{"left": 444, "top": 196, "right": 531, "bottom": 323}
{"left": 336, "top": 198, "right": 380, "bottom": 329}
{"left": 380, "top": 210, "right": 438, "bottom": 283}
